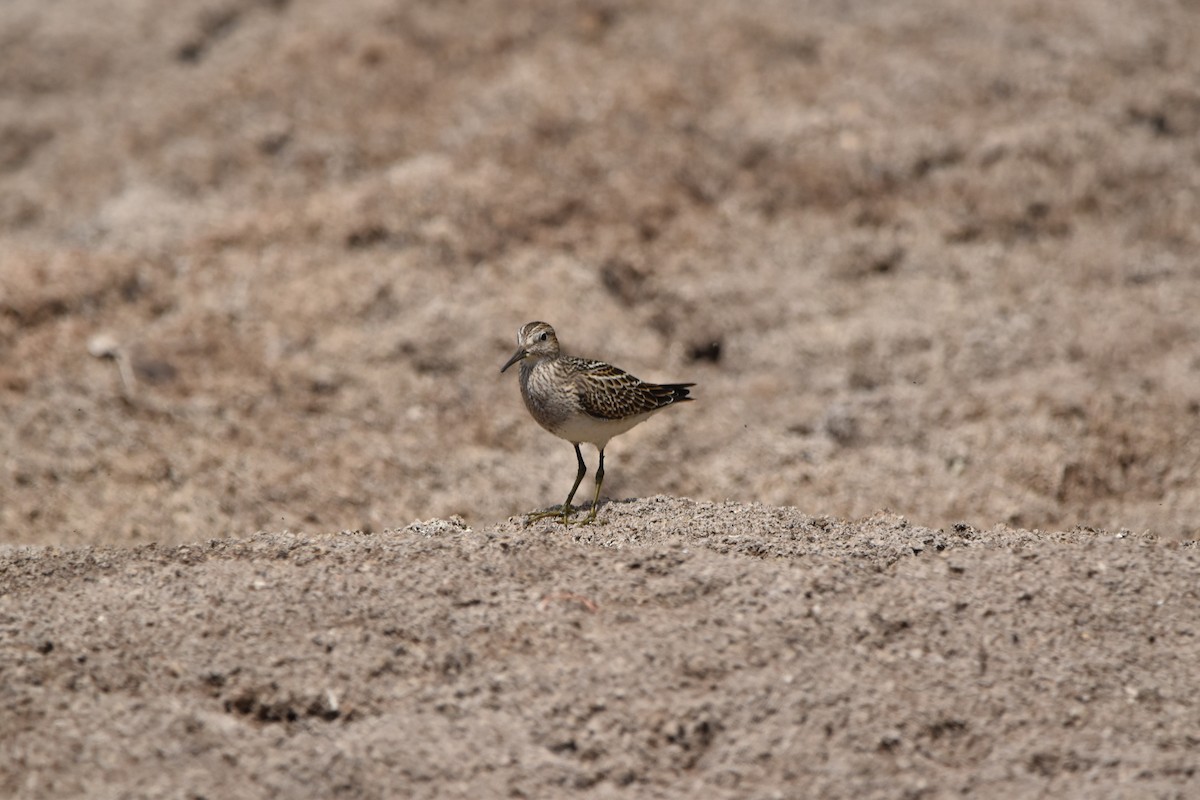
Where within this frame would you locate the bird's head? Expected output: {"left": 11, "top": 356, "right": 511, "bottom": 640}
{"left": 500, "top": 321, "right": 560, "bottom": 373}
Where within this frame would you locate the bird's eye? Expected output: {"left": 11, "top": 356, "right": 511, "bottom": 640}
{"left": 539, "top": 332, "right": 548, "bottom": 342}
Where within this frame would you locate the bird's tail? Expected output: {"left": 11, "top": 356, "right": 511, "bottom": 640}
{"left": 660, "top": 383, "right": 694, "bottom": 403}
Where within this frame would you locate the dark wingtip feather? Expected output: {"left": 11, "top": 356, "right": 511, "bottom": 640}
{"left": 663, "top": 383, "right": 694, "bottom": 403}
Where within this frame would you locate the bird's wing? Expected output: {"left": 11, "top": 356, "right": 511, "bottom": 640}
{"left": 569, "top": 358, "right": 689, "bottom": 420}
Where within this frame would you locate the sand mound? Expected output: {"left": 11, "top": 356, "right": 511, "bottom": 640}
{"left": 3, "top": 498, "right": 1197, "bottom": 797}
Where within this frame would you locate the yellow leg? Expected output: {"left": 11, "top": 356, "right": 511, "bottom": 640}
{"left": 527, "top": 444, "right": 587, "bottom": 525}
{"left": 569, "top": 448, "right": 604, "bottom": 526}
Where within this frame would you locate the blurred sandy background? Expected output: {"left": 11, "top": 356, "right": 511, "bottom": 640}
{"left": 2, "top": 0, "right": 1198, "bottom": 546}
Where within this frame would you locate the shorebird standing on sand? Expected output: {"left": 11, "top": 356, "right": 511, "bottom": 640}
{"left": 500, "top": 321, "right": 694, "bottom": 525}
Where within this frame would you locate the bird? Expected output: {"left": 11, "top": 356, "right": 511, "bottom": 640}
{"left": 500, "top": 321, "right": 693, "bottom": 525}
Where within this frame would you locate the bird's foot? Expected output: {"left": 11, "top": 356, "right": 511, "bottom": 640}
{"left": 526, "top": 505, "right": 575, "bottom": 526}
{"left": 566, "top": 505, "right": 601, "bottom": 527}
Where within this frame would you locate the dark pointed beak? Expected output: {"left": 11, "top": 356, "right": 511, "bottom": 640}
{"left": 500, "top": 348, "right": 527, "bottom": 373}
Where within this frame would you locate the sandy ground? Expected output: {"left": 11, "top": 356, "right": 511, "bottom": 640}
{"left": 2, "top": 0, "right": 1200, "bottom": 796}
{"left": 4, "top": 500, "right": 1200, "bottom": 798}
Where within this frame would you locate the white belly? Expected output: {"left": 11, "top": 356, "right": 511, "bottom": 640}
{"left": 549, "top": 410, "right": 656, "bottom": 448}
